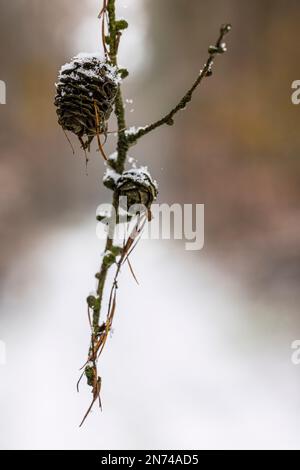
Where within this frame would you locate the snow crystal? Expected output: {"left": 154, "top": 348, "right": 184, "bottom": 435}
{"left": 125, "top": 166, "right": 158, "bottom": 191}
{"left": 59, "top": 63, "right": 75, "bottom": 74}
{"left": 96, "top": 207, "right": 111, "bottom": 219}
{"left": 75, "top": 52, "right": 103, "bottom": 60}
{"left": 125, "top": 126, "right": 147, "bottom": 137}
{"left": 128, "top": 155, "right": 136, "bottom": 164}
{"left": 103, "top": 168, "right": 121, "bottom": 185}
{"left": 108, "top": 151, "right": 118, "bottom": 163}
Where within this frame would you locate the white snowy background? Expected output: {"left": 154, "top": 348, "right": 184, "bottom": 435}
{"left": 0, "top": 220, "right": 300, "bottom": 450}
{"left": 1, "top": 0, "right": 300, "bottom": 450}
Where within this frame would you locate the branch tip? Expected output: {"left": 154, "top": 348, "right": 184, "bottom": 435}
{"left": 126, "top": 23, "right": 232, "bottom": 145}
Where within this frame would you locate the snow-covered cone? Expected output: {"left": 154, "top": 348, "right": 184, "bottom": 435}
{"left": 54, "top": 53, "right": 120, "bottom": 149}
{"left": 116, "top": 168, "right": 158, "bottom": 210}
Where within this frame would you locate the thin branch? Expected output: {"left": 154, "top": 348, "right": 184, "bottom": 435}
{"left": 107, "top": 0, "right": 128, "bottom": 173}
{"left": 92, "top": 0, "right": 127, "bottom": 332}
{"left": 126, "top": 24, "right": 232, "bottom": 146}
{"left": 80, "top": 0, "right": 129, "bottom": 426}
{"left": 80, "top": 1, "right": 231, "bottom": 426}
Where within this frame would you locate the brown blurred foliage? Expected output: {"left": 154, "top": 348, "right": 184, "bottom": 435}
{"left": 0, "top": 0, "right": 299, "bottom": 297}
{"left": 0, "top": 1, "right": 106, "bottom": 277}
{"left": 140, "top": 0, "right": 300, "bottom": 294}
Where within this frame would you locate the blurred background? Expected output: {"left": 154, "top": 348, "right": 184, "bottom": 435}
{"left": 1, "top": 0, "right": 300, "bottom": 449}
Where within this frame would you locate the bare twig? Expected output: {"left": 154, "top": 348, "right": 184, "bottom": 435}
{"left": 126, "top": 24, "right": 232, "bottom": 146}
{"left": 79, "top": 0, "right": 129, "bottom": 426}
